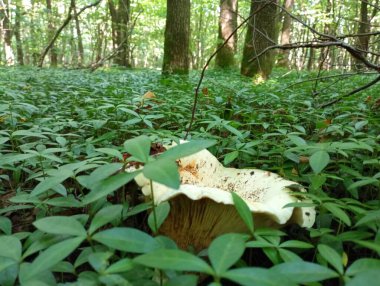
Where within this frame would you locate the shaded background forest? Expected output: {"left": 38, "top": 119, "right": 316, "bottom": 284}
{"left": 1, "top": 0, "right": 379, "bottom": 78}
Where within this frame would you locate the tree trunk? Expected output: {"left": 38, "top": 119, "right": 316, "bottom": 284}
{"left": 46, "top": 0, "right": 58, "bottom": 66}
{"left": 241, "top": 0, "right": 278, "bottom": 80}
{"left": 108, "top": 0, "right": 131, "bottom": 67}
{"left": 1, "top": 0, "right": 15, "bottom": 65}
{"left": 73, "top": 0, "right": 84, "bottom": 66}
{"left": 14, "top": 4, "right": 24, "bottom": 65}
{"left": 318, "top": 0, "right": 332, "bottom": 70}
{"left": 277, "top": 0, "right": 293, "bottom": 68}
{"left": 162, "top": 0, "right": 191, "bottom": 74}
{"left": 215, "top": 0, "right": 238, "bottom": 68}
{"left": 355, "top": 0, "right": 370, "bottom": 69}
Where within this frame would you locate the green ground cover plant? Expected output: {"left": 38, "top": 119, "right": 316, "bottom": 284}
{"left": 0, "top": 67, "right": 379, "bottom": 286}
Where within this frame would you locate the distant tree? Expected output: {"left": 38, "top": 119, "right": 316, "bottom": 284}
{"left": 14, "top": 3, "right": 24, "bottom": 65}
{"left": 73, "top": 0, "right": 84, "bottom": 66}
{"left": 162, "top": 0, "right": 191, "bottom": 74}
{"left": 108, "top": 0, "right": 131, "bottom": 67}
{"left": 354, "top": 0, "right": 373, "bottom": 69}
{"left": 241, "top": 0, "right": 279, "bottom": 79}
{"left": 215, "top": 0, "right": 238, "bottom": 68}
{"left": 46, "top": 0, "right": 58, "bottom": 66}
{"left": 1, "top": 0, "right": 15, "bottom": 65}
{"left": 277, "top": 0, "right": 293, "bottom": 68}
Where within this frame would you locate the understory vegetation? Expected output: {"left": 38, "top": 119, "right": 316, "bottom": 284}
{"left": 0, "top": 67, "right": 379, "bottom": 286}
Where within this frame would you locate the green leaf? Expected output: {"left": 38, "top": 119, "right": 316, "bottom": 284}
{"left": 0, "top": 236, "right": 22, "bottom": 261}
{"left": 323, "top": 202, "right": 351, "bottom": 226}
{"left": 223, "top": 267, "right": 296, "bottom": 286}
{"left": 231, "top": 192, "right": 254, "bottom": 235}
{"left": 223, "top": 151, "right": 239, "bottom": 165}
{"left": 26, "top": 237, "right": 84, "bottom": 280}
{"left": 347, "top": 270, "right": 380, "bottom": 286}
{"left": 310, "top": 150, "right": 330, "bottom": 174}
{"left": 33, "top": 216, "right": 87, "bottom": 237}
{"left": 280, "top": 240, "right": 314, "bottom": 249}
{"left": 148, "top": 201, "right": 170, "bottom": 233}
{"left": 346, "top": 258, "right": 380, "bottom": 276}
{"left": 105, "top": 258, "right": 134, "bottom": 274}
{"left": 83, "top": 171, "right": 139, "bottom": 204}
{"left": 0, "top": 257, "right": 18, "bottom": 273}
{"left": 271, "top": 261, "right": 339, "bottom": 283}
{"left": 317, "top": 244, "right": 344, "bottom": 274}
{"left": 159, "top": 139, "right": 216, "bottom": 161}
{"left": 88, "top": 204, "right": 123, "bottom": 235}
{"left": 87, "top": 163, "right": 124, "bottom": 188}
{"left": 208, "top": 233, "right": 246, "bottom": 275}
{"left": 143, "top": 158, "right": 180, "bottom": 189}
{"left": 287, "top": 135, "right": 307, "bottom": 146}
{"left": 96, "top": 148, "right": 123, "bottom": 160}
{"left": 352, "top": 240, "right": 380, "bottom": 255}
{"left": 355, "top": 210, "right": 380, "bottom": 227}
{"left": 11, "top": 130, "right": 47, "bottom": 138}
{"left": 123, "top": 135, "right": 151, "bottom": 163}
{"left": 88, "top": 252, "right": 113, "bottom": 273}
{"left": 134, "top": 249, "right": 214, "bottom": 275}
{"left": 165, "top": 275, "right": 198, "bottom": 286}
{"left": 348, "top": 178, "right": 379, "bottom": 191}
{"left": 92, "top": 227, "right": 160, "bottom": 253}
{"left": 0, "top": 216, "right": 12, "bottom": 235}
{"left": 31, "top": 170, "right": 73, "bottom": 196}
{"left": 0, "top": 153, "right": 36, "bottom": 166}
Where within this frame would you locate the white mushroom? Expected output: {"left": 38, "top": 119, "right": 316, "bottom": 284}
{"left": 131, "top": 142, "right": 316, "bottom": 251}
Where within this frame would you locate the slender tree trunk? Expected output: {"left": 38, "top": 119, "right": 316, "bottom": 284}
{"left": 108, "top": 0, "right": 131, "bottom": 67}
{"left": 162, "top": 0, "right": 191, "bottom": 74}
{"left": 355, "top": 0, "right": 370, "bottom": 69}
{"left": 14, "top": 4, "right": 24, "bottom": 65}
{"left": 318, "top": 0, "right": 332, "bottom": 70}
{"left": 277, "top": 0, "right": 293, "bottom": 68}
{"left": 1, "top": 0, "right": 15, "bottom": 65}
{"left": 215, "top": 0, "right": 238, "bottom": 68}
{"left": 241, "top": 0, "right": 278, "bottom": 79}
{"left": 46, "top": 0, "right": 58, "bottom": 66}
{"left": 73, "top": 0, "right": 84, "bottom": 66}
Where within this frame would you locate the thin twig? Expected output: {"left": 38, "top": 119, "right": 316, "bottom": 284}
{"left": 319, "top": 75, "right": 380, "bottom": 108}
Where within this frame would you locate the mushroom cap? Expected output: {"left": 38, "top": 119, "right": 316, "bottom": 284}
{"left": 133, "top": 146, "right": 315, "bottom": 228}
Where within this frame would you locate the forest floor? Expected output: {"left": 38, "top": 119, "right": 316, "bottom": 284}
{"left": 0, "top": 67, "right": 379, "bottom": 285}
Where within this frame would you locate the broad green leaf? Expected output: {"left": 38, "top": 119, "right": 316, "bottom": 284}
{"left": 278, "top": 248, "right": 302, "bottom": 262}
{"left": 348, "top": 178, "right": 379, "bottom": 191}
{"left": 231, "top": 192, "right": 254, "bottom": 234}
{"left": 92, "top": 227, "right": 159, "bottom": 253}
{"left": 96, "top": 148, "right": 123, "bottom": 160}
{"left": 287, "top": 135, "right": 307, "bottom": 146}
{"left": 33, "top": 216, "right": 86, "bottom": 237}
{"left": 310, "top": 150, "right": 330, "bottom": 174}
{"left": 0, "top": 153, "right": 36, "bottom": 166}
{"left": 143, "top": 158, "right": 180, "bottom": 189}
{"left": 208, "top": 233, "right": 246, "bottom": 275}
{"left": 355, "top": 210, "right": 380, "bottom": 227}
{"left": 134, "top": 249, "right": 214, "bottom": 275}
{"left": 26, "top": 236, "right": 84, "bottom": 280}
{"left": 346, "top": 258, "right": 380, "bottom": 276}
{"left": 31, "top": 169, "right": 73, "bottom": 196}
{"left": 88, "top": 204, "right": 123, "bottom": 235}
{"left": 347, "top": 270, "right": 380, "bottom": 286}
{"left": 148, "top": 201, "right": 170, "bottom": 233}
{"left": 271, "top": 261, "right": 339, "bottom": 283}
{"left": 0, "top": 236, "right": 22, "bottom": 261}
{"left": 323, "top": 203, "right": 351, "bottom": 226}
{"left": 83, "top": 171, "right": 139, "bottom": 204}
{"left": 105, "top": 258, "right": 134, "bottom": 274}
{"left": 0, "top": 216, "right": 12, "bottom": 235}
{"left": 51, "top": 261, "right": 75, "bottom": 274}
{"left": 88, "top": 252, "right": 113, "bottom": 273}
{"left": 11, "top": 130, "right": 47, "bottom": 138}
{"left": 280, "top": 240, "right": 314, "bottom": 249}
{"left": 159, "top": 139, "right": 216, "bottom": 161}
{"left": 123, "top": 135, "right": 151, "bottom": 163}
{"left": 0, "top": 257, "right": 18, "bottom": 273}
{"left": 318, "top": 244, "right": 344, "bottom": 274}
{"left": 165, "top": 275, "right": 198, "bottom": 286}
{"left": 0, "top": 257, "right": 19, "bottom": 286}
{"left": 223, "top": 151, "right": 239, "bottom": 165}
{"left": 352, "top": 240, "right": 380, "bottom": 255}
{"left": 223, "top": 267, "right": 296, "bottom": 286}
